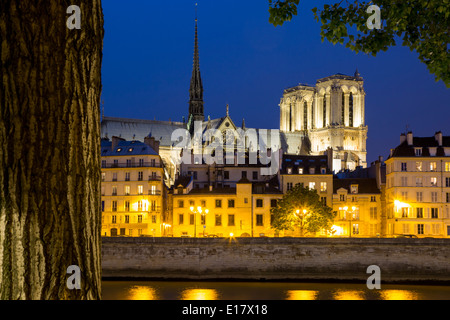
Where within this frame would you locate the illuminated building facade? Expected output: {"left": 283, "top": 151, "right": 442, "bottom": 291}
{"left": 332, "top": 178, "right": 383, "bottom": 237}
{"left": 171, "top": 177, "right": 283, "bottom": 238}
{"left": 279, "top": 72, "right": 368, "bottom": 172}
{"left": 385, "top": 132, "right": 450, "bottom": 238}
{"left": 279, "top": 154, "right": 334, "bottom": 208}
{"left": 101, "top": 136, "right": 167, "bottom": 237}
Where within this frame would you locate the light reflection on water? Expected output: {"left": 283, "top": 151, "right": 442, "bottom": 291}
{"left": 102, "top": 281, "right": 450, "bottom": 300}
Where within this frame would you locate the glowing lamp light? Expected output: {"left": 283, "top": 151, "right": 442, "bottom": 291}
{"left": 229, "top": 233, "right": 234, "bottom": 237}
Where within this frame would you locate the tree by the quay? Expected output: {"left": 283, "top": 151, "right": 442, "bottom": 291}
{"left": 271, "top": 184, "right": 336, "bottom": 237}
{"left": 268, "top": 0, "right": 449, "bottom": 87}
{"left": 0, "top": 1, "right": 104, "bottom": 299}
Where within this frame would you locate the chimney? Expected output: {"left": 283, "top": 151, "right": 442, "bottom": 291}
{"left": 111, "top": 136, "right": 125, "bottom": 151}
{"left": 435, "top": 131, "right": 443, "bottom": 146}
{"left": 406, "top": 132, "right": 413, "bottom": 146}
{"left": 400, "top": 133, "right": 406, "bottom": 144}
{"left": 144, "top": 136, "right": 160, "bottom": 154}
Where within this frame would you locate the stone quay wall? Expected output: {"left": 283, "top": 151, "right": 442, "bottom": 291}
{"left": 102, "top": 237, "right": 450, "bottom": 282}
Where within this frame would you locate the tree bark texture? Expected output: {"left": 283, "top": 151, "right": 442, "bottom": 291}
{"left": 0, "top": 1, "right": 104, "bottom": 299}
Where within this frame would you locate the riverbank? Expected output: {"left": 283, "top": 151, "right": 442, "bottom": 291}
{"left": 102, "top": 237, "right": 450, "bottom": 283}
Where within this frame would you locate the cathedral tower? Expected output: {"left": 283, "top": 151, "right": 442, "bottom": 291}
{"left": 280, "top": 71, "right": 368, "bottom": 172}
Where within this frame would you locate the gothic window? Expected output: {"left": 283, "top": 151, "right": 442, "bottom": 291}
{"left": 341, "top": 92, "right": 345, "bottom": 125}
{"left": 303, "top": 101, "right": 308, "bottom": 130}
{"left": 323, "top": 95, "right": 327, "bottom": 128}
{"left": 349, "top": 93, "right": 354, "bottom": 127}
{"left": 311, "top": 102, "right": 315, "bottom": 129}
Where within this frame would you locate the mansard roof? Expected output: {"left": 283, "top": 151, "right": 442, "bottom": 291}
{"left": 388, "top": 134, "right": 450, "bottom": 158}
{"left": 333, "top": 178, "right": 380, "bottom": 194}
{"left": 280, "top": 154, "right": 331, "bottom": 175}
{"left": 100, "top": 138, "right": 158, "bottom": 156}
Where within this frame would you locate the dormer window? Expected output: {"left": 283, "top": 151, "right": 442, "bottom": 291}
{"left": 309, "top": 167, "right": 315, "bottom": 174}
{"left": 116, "top": 148, "right": 122, "bottom": 152}
{"left": 287, "top": 167, "right": 293, "bottom": 174}
{"left": 128, "top": 148, "right": 133, "bottom": 152}
{"left": 415, "top": 148, "right": 422, "bottom": 156}
{"left": 321, "top": 167, "right": 326, "bottom": 174}
{"left": 350, "top": 185, "right": 358, "bottom": 194}
{"left": 298, "top": 168, "right": 304, "bottom": 174}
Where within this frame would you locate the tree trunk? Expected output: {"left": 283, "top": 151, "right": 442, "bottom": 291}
{"left": 0, "top": 1, "right": 104, "bottom": 299}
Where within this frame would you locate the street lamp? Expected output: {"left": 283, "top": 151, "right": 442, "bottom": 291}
{"left": 343, "top": 206, "right": 357, "bottom": 238}
{"left": 190, "top": 206, "right": 209, "bottom": 237}
{"left": 294, "top": 209, "right": 309, "bottom": 237}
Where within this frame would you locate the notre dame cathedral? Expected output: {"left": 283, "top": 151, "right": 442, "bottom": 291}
{"left": 101, "top": 15, "right": 368, "bottom": 185}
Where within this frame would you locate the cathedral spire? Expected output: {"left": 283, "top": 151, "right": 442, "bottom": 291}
{"left": 188, "top": 3, "right": 204, "bottom": 127}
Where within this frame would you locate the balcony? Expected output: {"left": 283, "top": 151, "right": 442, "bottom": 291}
{"left": 148, "top": 190, "right": 162, "bottom": 196}
{"left": 102, "top": 162, "right": 162, "bottom": 169}
{"left": 148, "top": 176, "right": 162, "bottom": 182}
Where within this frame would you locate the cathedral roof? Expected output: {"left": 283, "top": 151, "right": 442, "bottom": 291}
{"left": 101, "top": 116, "right": 186, "bottom": 147}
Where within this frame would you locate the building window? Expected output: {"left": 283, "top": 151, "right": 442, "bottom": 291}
{"left": 256, "top": 199, "right": 263, "bottom": 207}
{"left": 430, "top": 162, "right": 437, "bottom": 172}
{"left": 416, "top": 177, "right": 423, "bottom": 187}
{"left": 113, "top": 159, "right": 119, "bottom": 167}
{"left": 189, "top": 214, "right": 194, "bottom": 225}
{"left": 352, "top": 223, "right": 359, "bottom": 235}
{"left": 370, "top": 207, "right": 377, "bottom": 220}
{"left": 151, "top": 201, "right": 156, "bottom": 211}
{"left": 137, "top": 200, "right": 143, "bottom": 211}
{"left": 321, "top": 197, "right": 327, "bottom": 206}
{"left": 224, "top": 171, "right": 229, "bottom": 180}
{"left": 431, "top": 208, "right": 438, "bottom": 219}
{"left": 431, "top": 192, "right": 438, "bottom": 202}
{"left": 447, "top": 193, "right": 450, "bottom": 203}
{"left": 303, "top": 101, "right": 308, "bottom": 130}
{"left": 101, "top": 172, "right": 105, "bottom": 182}
{"left": 416, "top": 208, "right": 423, "bottom": 218}
{"left": 124, "top": 185, "right": 130, "bottom": 196}
{"left": 446, "top": 177, "right": 450, "bottom": 188}
{"left": 101, "top": 201, "right": 105, "bottom": 212}
{"left": 102, "top": 160, "right": 107, "bottom": 168}
{"left": 417, "top": 224, "right": 424, "bottom": 235}
{"left": 416, "top": 192, "right": 423, "bottom": 202}
{"left": 401, "top": 162, "right": 407, "bottom": 172}
{"left": 200, "top": 214, "right": 206, "bottom": 225}
{"left": 125, "top": 201, "right": 130, "bottom": 212}
{"left": 201, "top": 200, "right": 206, "bottom": 207}
{"left": 152, "top": 215, "right": 157, "bottom": 224}
{"left": 193, "top": 171, "right": 198, "bottom": 180}
{"left": 298, "top": 168, "right": 304, "bottom": 174}
{"left": 445, "top": 162, "right": 450, "bottom": 172}
{"left": 401, "top": 208, "right": 409, "bottom": 218}
{"left": 228, "top": 214, "right": 235, "bottom": 226}
{"left": 401, "top": 192, "right": 408, "bottom": 201}
{"left": 415, "top": 148, "right": 422, "bottom": 156}
{"left": 320, "top": 182, "right": 327, "bottom": 192}
{"left": 138, "top": 172, "right": 143, "bottom": 181}
{"left": 431, "top": 177, "right": 437, "bottom": 187}
{"left": 189, "top": 200, "right": 195, "bottom": 207}
{"left": 112, "top": 173, "right": 118, "bottom": 182}
{"left": 256, "top": 214, "right": 264, "bottom": 226}
{"left": 340, "top": 194, "right": 345, "bottom": 201}
{"left": 323, "top": 95, "right": 327, "bottom": 128}
{"left": 111, "top": 215, "right": 117, "bottom": 224}
{"left": 178, "top": 200, "right": 184, "bottom": 208}
{"left": 228, "top": 199, "right": 235, "bottom": 208}
{"left": 370, "top": 196, "right": 376, "bottom": 202}
{"left": 271, "top": 199, "right": 278, "bottom": 208}
{"left": 126, "top": 159, "right": 132, "bottom": 167}
{"left": 125, "top": 215, "right": 130, "bottom": 224}
{"left": 309, "top": 167, "right": 316, "bottom": 174}
{"left": 216, "top": 199, "right": 222, "bottom": 208}
{"left": 416, "top": 162, "right": 422, "bottom": 172}
{"left": 241, "top": 171, "right": 247, "bottom": 179}
{"left": 125, "top": 172, "right": 130, "bottom": 181}
{"left": 112, "top": 201, "right": 117, "bottom": 212}
{"left": 138, "top": 185, "right": 143, "bottom": 195}
{"left": 350, "top": 185, "right": 358, "bottom": 194}
{"left": 244, "top": 198, "right": 248, "bottom": 204}
{"left": 137, "top": 215, "right": 143, "bottom": 223}
{"left": 112, "top": 186, "right": 117, "bottom": 196}
{"left": 401, "top": 177, "right": 408, "bottom": 187}
{"left": 309, "top": 182, "right": 315, "bottom": 190}
{"left": 215, "top": 214, "right": 222, "bottom": 226}
{"left": 179, "top": 214, "right": 184, "bottom": 225}
{"left": 287, "top": 183, "right": 293, "bottom": 191}
{"left": 138, "top": 159, "right": 144, "bottom": 167}
{"left": 253, "top": 171, "right": 258, "bottom": 180}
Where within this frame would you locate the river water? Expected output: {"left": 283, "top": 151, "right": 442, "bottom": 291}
{"left": 102, "top": 281, "right": 450, "bottom": 300}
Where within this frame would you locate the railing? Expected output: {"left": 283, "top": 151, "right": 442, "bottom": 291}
{"left": 149, "top": 190, "right": 162, "bottom": 196}
{"left": 102, "top": 162, "right": 162, "bottom": 169}
{"left": 148, "top": 176, "right": 162, "bottom": 181}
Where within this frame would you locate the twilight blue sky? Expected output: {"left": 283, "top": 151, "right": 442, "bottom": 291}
{"left": 101, "top": 0, "right": 449, "bottom": 164}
